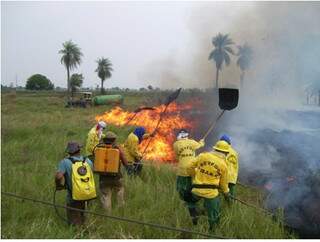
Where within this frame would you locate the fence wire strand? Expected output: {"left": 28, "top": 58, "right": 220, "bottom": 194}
{"left": 2, "top": 191, "right": 229, "bottom": 239}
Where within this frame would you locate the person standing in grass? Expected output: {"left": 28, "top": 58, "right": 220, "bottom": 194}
{"left": 96, "top": 131, "right": 129, "bottom": 212}
{"left": 122, "top": 126, "right": 150, "bottom": 176}
{"left": 187, "top": 140, "right": 230, "bottom": 232}
{"left": 55, "top": 141, "right": 95, "bottom": 225}
{"left": 173, "top": 129, "right": 205, "bottom": 221}
{"left": 219, "top": 134, "right": 239, "bottom": 198}
{"left": 85, "top": 120, "right": 107, "bottom": 160}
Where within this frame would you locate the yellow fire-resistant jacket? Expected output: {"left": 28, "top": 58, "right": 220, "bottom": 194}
{"left": 190, "top": 151, "right": 229, "bottom": 199}
{"left": 123, "top": 132, "right": 142, "bottom": 165}
{"left": 85, "top": 126, "right": 103, "bottom": 156}
{"left": 173, "top": 138, "right": 205, "bottom": 177}
{"left": 226, "top": 146, "right": 239, "bottom": 184}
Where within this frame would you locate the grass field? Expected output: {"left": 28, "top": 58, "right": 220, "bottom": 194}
{"left": 1, "top": 91, "right": 296, "bottom": 239}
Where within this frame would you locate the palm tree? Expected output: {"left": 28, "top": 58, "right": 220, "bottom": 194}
{"left": 237, "top": 44, "right": 253, "bottom": 87}
{"left": 95, "top": 57, "right": 113, "bottom": 94}
{"left": 208, "top": 33, "right": 235, "bottom": 88}
{"left": 59, "top": 40, "right": 83, "bottom": 95}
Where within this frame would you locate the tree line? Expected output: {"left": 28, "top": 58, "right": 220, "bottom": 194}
{"left": 59, "top": 40, "right": 113, "bottom": 96}
{"left": 26, "top": 40, "right": 113, "bottom": 96}
{"left": 26, "top": 35, "right": 250, "bottom": 93}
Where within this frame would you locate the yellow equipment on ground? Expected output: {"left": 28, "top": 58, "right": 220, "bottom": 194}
{"left": 94, "top": 144, "right": 120, "bottom": 175}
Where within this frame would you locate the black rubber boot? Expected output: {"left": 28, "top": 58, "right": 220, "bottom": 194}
{"left": 188, "top": 207, "right": 199, "bottom": 225}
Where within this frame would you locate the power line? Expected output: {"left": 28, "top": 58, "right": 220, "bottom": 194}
{"left": 2, "top": 191, "right": 228, "bottom": 239}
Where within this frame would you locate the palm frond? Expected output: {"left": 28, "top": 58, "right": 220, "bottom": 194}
{"left": 59, "top": 40, "right": 83, "bottom": 70}
{"left": 236, "top": 43, "right": 253, "bottom": 71}
{"left": 224, "top": 46, "right": 235, "bottom": 55}
{"left": 224, "top": 52, "right": 231, "bottom": 66}
{"left": 96, "top": 57, "right": 113, "bottom": 81}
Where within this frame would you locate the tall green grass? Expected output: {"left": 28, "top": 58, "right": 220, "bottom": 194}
{"left": 1, "top": 91, "right": 295, "bottom": 239}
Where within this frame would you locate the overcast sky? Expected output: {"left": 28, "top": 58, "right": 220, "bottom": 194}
{"left": 2, "top": 1, "right": 252, "bottom": 89}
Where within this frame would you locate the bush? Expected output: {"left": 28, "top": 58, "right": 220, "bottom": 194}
{"left": 25, "top": 74, "right": 54, "bottom": 90}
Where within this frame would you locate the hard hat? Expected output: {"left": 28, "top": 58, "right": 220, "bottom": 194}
{"left": 105, "top": 131, "right": 117, "bottom": 139}
{"left": 103, "top": 131, "right": 117, "bottom": 144}
{"left": 220, "top": 134, "right": 231, "bottom": 145}
{"left": 213, "top": 140, "right": 230, "bottom": 153}
{"left": 177, "top": 129, "right": 189, "bottom": 139}
{"left": 66, "top": 141, "right": 82, "bottom": 154}
{"left": 134, "top": 127, "right": 146, "bottom": 142}
{"left": 98, "top": 121, "right": 107, "bottom": 129}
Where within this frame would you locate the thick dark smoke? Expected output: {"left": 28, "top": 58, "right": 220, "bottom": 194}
{"left": 203, "top": 2, "right": 320, "bottom": 237}
{"left": 148, "top": 2, "right": 320, "bottom": 237}
{"left": 142, "top": 2, "right": 320, "bottom": 236}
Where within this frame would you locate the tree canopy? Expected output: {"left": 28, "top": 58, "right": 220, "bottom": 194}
{"left": 95, "top": 57, "right": 113, "bottom": 94}
{"left": 237, "top": 44, "right": 253, "bottom": 72}
{"left": 70, "top": 73, "right": 84, "bottom": 94}
{"left": 208, "top": 33, "right": 235, "bottom": 88}
{"left": 25, "top": 74, "right": 54, "bottom": 90}
{"left": 59, "top": 40, "right": 83, "bottom": 94}
{"left": 209, "top": 33, "right": 235, "bottom": 70}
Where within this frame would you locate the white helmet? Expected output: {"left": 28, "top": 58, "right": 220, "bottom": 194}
{"left": 177, "top": 129, "right": 189, "bottom": 140}
{"left": 98, "top": 121, "right": 107, "bottom": 129}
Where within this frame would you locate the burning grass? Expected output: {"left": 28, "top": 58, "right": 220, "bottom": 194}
{"left": 95, "top": 100, "right": 203, "bottom": 162}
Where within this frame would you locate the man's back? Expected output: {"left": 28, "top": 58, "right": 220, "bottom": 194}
{"left": 123, "top": 132, "right": 141, "bottom": 164}
{"left": 173, "top": 138, "right": 204, "bottom": 176}
{"left": 191, "top": 152, "right": 229, "bottom": 199}
{"left": 85, "top": 126, "right": 98, "bottom": 156}
{"left": 57, "top": 156, "right": 93, "bottom": 201}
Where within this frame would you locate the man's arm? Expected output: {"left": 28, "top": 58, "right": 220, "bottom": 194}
{"left": 191, "top": 139, "right": 205, "bottom": 150}
{"left": 219, "top": 163, "right": 229, "bottom": 194}
{"left": 55, "top": 160, "right": 66, "bottom": 189}
{"left": 187, "top": 156, "right": 199, "bottom": 177}
{"left": 117, "top": 146, "right": 129, "bottom": 166}
{"left": 55, "top": 172, "right": 65, "bottom": 189}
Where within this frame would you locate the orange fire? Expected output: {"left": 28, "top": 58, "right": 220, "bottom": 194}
{"left": 95, "top": 100, "right": 202, "bottom": 162}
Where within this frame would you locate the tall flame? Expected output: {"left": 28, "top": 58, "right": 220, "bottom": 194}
{"left": 95, "top": 100, "right": 202, "bottom": 162}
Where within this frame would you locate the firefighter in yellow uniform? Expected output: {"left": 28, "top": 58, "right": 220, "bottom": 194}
{"left": 85, "top": 121, "right": 107, "bottom": 160}
{"left": 220, "top": 134, "right": 239, "bottom": 198}
{"left": 123, "top": 127, "right": 150, "bottom": 175}
{"left": 188, "top": 140, "right": 230, "bottom": 231}
{"left": 173, "top": 129, "right": 204, "bottom": 217}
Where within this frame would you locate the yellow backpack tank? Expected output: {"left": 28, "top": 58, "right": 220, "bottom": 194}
{"left": 93, "top": 144, "right": 120, "bottom": 175}
{"left": 70, "top": 157, "right": 97, "bottom": 201}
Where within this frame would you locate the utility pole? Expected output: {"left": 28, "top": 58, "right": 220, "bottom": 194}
{"left": 15, "top": 74, "right": 18, "bottom": 92}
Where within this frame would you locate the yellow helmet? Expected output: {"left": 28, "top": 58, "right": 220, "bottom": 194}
{"left": 213, "top": 140, "right": 230, "bottom": 153}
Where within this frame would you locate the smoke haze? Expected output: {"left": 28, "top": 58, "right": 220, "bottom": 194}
{"left": 195, "top": 2, "right": 320, "bottom": 236}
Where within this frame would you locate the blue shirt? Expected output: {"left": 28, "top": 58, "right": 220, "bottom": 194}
{"left": 57, "top": 155, "right": 93, "bottom": 203}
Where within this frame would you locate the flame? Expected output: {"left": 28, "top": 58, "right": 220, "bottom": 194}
{"left": 95, "top": 100, "right": 202, "bottom": 162}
